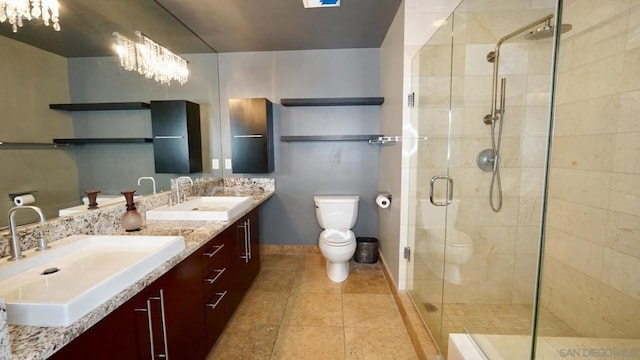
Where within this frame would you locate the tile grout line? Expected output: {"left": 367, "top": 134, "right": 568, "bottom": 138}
{"left": 268, "top": 258, "right": 297, "bottom": 360}
{"left": 342, "top": 282, "right": 347, "bottom": 360}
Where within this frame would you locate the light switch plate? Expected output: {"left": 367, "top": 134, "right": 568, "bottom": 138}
{"left": 224, "top": 158, "right": 232, "bottom": 170}
{"left": 211, "top": 159, "right": 219, "bottom": 170}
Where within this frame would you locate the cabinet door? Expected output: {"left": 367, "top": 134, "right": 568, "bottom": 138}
{"left": 229, "top": 98, "right": 274, "bottom": 173}
{"left": 151, "top": 100, "right": 203, "bottom": 173}
{"left": 49, "top": 299, "right": 139, "bottom": 359}
{"left": 244, "top": 208, "right": 261, "bottom": 286}
{"left": 131, "top": 252, "right": 207, "bottom": 360}
{"left": 159, "top": 252, "right": 207, "bottom": 360}
{"left": 234, "top": 209, "right": 261, "bottom": 295}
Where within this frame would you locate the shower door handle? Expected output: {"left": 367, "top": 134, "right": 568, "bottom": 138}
{"left": 429, "top": 175, "right": 453, "bottom": 206}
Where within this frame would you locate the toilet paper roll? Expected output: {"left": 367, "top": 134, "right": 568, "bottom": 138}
{"left": 14, "top": 194, "right": 35, "bottom": 206}
{"left": 376, "top": 195, "right": 390, "bottom": 209}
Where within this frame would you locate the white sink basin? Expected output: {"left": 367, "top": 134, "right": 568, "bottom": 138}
{"left": 145, "top": 196, "right": 253, "bottom": 221}
{"left": 0, "top": 234, "right": 185, "bottom": 327}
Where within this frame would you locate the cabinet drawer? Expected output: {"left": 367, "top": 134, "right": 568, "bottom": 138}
{"left": 203, "top": 289, "right": 232, "bottom": 348}
{"left": 202, "top": 264, "right": 229, "bottom": 301}
{"left": 200, "top": 240, "right": 226, "bottom": 272}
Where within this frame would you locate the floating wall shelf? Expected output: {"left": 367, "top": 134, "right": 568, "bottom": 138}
{"left": 49, "top": 102, "right": 151, "bottom": 111}
{"left": 53, "top": 138, "right": 153, "bottom": 145}
{"left": 0, "top": 141, "right": 71, "bottom": 150}
{"left": 280, "top": 97, "right": 384, "bottom": 107}
{"left": 281, "top": 135, "right": 382, "bottom": 142}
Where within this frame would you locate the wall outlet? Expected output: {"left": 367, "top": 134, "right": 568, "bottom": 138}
{"left": 224, "top": 158, "right": 232, "bottom": 170}
{"left": 211, "top": 158, "right": 219, "bottom": 170}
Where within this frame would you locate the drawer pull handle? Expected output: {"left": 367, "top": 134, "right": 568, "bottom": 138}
{"left": 204, "top": 268, "right": 226, "bottom": 284}
{"left": 233, "top": 134, "right": 263, "bottom": 138}
{"left": 202, "top": 244, "right": 224, "bottom": 258}
{"left": 154, "top": 135, "right": 184, "bottom": 139}
{"left": 206, "top": 291, "right": 228, "bottom": 310}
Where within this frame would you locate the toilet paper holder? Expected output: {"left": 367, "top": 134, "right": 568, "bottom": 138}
{"left": 377, "top": 193, "right": 392, "bottom": 202}
{"left": 376, "top": 193, "right": 392, "bottom": 209}
{"left": 8, "top": 190, "right": 38, "bottom": 202}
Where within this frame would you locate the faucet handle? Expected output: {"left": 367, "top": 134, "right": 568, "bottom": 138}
{"left": 36, "top": 222, "right": 50, "bottom": 252}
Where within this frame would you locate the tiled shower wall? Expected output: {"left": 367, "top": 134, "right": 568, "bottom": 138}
{"left": 541, "top": 0, "right": 640, "bottom": 339}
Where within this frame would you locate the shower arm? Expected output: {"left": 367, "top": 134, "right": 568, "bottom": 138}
{"left": 488, "top": 14, "right": 554, "bottom": 120}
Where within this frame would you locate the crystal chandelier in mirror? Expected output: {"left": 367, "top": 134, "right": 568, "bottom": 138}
{"left": 0, "top": 0, "right": 61, "bottom": 33}
{"left": 112, "top": 31, "right": 189, "bottom": 86}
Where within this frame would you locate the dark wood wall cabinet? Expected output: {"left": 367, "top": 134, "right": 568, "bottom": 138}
{"left": 151, "top": 100, "right": 203, "bottom": 174}
{"left": 50, "top": 208, "right": 261, "bottom": 360}
{"left": 229, "top": 98, "right": 274, "bottom": 174}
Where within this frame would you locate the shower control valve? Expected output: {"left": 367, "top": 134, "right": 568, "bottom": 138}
{"left": 483, "top": 112, "right": 502, "bottom": 125}
{"left": 477, "top": 149, "right": 497, "bottom": 172}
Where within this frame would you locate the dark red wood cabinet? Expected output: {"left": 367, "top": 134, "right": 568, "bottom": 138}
{"left": 49, "top": 208, "right": 261, "bottom": 360}
{"left": 202, "top": 208, "right": 260, "bottom": 348}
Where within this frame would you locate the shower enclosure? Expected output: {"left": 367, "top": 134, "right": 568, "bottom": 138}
{"left": 405, "top": 0, "right": 640, "bottom": 358}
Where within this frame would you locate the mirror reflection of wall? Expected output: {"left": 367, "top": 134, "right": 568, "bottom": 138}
{"left": 67, "top": 53, "right": 222, "bottom": 196}
{"left": 0, "top": 0, "right": 221, "bottom": 228}
{"left": 0, "top": 35, "right": 79, "bottom": 227}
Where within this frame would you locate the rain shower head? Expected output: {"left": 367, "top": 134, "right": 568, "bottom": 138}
{"left": 524, "top": 21, "right": 572, "bottom": 40}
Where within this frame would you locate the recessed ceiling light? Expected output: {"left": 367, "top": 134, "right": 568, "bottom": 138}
{"left": 303, "top": 0, "right": 340, "bottom": 8}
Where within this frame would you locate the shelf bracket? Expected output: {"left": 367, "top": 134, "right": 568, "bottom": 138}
{"left": 369, "top": 136, "right": 401, "bottom": 144}
{"left": 368, "top": 136, "right": 428, "bottom": 145}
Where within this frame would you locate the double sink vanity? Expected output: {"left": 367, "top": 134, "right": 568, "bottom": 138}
{"left": 0, "top": 178, "right": 273, "bottom": 359}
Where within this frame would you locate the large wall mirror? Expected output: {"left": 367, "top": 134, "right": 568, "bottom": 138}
{"left": 0, "top": 0, "right": 221, "bottom": 228}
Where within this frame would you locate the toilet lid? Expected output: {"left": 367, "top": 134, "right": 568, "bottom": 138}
{"left": 320, "top": 229, "right": 355, "bottom": 245}
{"left": 428, "top": 228, "right": 472, "bottom": 247}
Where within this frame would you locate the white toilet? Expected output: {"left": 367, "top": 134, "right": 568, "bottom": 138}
{"left": 314, "top": 195, "right": 359, "bottom": 282}
{"left": 417, "top": 199, "right": 473, "bottom": 285}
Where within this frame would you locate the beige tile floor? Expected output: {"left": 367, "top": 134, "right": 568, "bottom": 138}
{"left": 207, "top": 253, "right": 418, "bottom": 360}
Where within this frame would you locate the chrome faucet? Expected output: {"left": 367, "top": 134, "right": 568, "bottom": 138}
{"left": 7, "top": 205, "right": 48, "bottom": 261}
{"left": 174, "top": 176, "right": 194, "bottom": 204}
{"left": 137, "top": 176, "right": 157, "bottom": 194}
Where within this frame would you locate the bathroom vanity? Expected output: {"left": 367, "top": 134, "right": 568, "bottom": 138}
{"left": 48, "top": 208, "right": 260, "bottom": 359}
{"left": 3, "top": 178, "right": 273, "bottom": 360}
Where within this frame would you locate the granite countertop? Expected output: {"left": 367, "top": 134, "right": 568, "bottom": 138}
{"left": 8, "top": 191, "right": 273, "bottom": 360}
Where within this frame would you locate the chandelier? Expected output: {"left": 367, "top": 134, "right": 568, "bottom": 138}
{"left": 112, "top": 31, "right": 189, "bottom": 85}
{"left": 0, "top": 0, "right": 60, "bottom": 33}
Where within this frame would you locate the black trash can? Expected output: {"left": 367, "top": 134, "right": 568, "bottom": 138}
{"left": 354, "top": 237, "right": 379, "bottom": 264}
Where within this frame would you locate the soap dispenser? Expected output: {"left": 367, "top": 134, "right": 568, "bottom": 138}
{"left": 120, "top": 190, "right": 143, "bottom": 232}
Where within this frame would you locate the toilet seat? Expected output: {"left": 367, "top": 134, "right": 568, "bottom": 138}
{"left": 427, "top": 228, "right": 472, "bottom": 247}
{"left": 320, "top": 229, "right": 355, "bottom": 246}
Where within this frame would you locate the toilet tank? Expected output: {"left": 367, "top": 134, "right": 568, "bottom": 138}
{"left": 314, "top": 196, "right": 360, "bottom": 229}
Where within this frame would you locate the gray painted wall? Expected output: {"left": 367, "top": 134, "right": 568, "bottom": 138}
{"left": 378, "top": 3, "right": 405, "bottom": 285}
{"left": 219, "top": 49, "right": 381, "bottom": 246}
{"left": 0, "top": 36, "right": 78, "bottom": 227}
{"left": 67, "top": 54, "right": 221, "bottom": 196}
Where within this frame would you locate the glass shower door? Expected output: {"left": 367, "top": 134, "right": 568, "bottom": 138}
{"left": 405, "top": 14, "right": 454, "bottom": 355}
{"left": 445, "top": 2, "right": 557, "bottom": 358}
